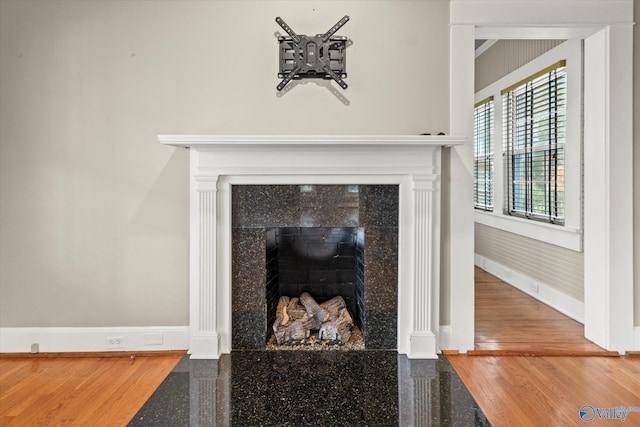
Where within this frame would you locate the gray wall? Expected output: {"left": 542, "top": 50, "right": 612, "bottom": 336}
{"left": 0, "top": 1, "right": 450, "bottom": 327}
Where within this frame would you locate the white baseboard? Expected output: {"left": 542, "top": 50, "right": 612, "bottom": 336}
{"left": 635, "top": 326, "right": 640, "bottom": 351}
{"left": 0, "top": 326, "right": 189, "bottom": 353}
{"left": 475, "top": 254, "right": 584, "bottom": 324}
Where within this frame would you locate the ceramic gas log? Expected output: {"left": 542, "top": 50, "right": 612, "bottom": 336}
{"left": 273, "top": 293, "right": 354, "bottom": 345}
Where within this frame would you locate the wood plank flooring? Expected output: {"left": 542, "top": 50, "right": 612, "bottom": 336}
{"left": 447, "top": 354, "right": 640, "bottom": 427}
{"left": 473, "top": 266, "right": 609, "bottom": 354}
{"left": 0, "top": 353, "right": 184, "bottom": 426}
{"left": 3, "top": 352, "right": 637, "bottom": 427}
{"left": 449, "top": 267, "right": 640, "bottom": 426}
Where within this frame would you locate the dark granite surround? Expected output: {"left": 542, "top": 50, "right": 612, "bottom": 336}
{"left": 232, "top": 185, "right": 398, "bottom": 350}
{"left": 128, "top": 352, "right": 492, "bottom": 427}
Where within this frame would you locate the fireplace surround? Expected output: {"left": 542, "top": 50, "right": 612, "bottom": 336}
{"left": 159, "top": 135, "right": 464, "bottom": 359}
{"left": 232, "top": 185, "right": 397, "bottom": 350}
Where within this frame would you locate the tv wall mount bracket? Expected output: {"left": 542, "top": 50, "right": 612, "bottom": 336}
{"left": 276, "top": 15, "right": 349, "bottom": 91}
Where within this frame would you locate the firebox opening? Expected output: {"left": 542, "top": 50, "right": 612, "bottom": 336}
{"left": 266, "top": 227, "right": 365, "bottom": 347}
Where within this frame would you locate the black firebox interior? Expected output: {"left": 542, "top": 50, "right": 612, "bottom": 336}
{"left": 266, "top": 227, "right": 365, "bottom": 338}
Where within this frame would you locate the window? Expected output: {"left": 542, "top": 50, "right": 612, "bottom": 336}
{"left": 502, "top": 61, "right": 566, "bottom": 224}
{"left": 474, "top": 97, "right": 494, "bottom": 211}
{"left": 473, "top": 39, "right": 582, "bottom": 250}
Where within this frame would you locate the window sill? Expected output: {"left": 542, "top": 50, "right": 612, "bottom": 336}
{"left": 474, "top": 210, "right": 583, "bottom": 252}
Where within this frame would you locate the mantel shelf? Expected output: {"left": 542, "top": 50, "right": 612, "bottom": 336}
{"left": 158, "top": 134, "right": 466, "bottom": 149}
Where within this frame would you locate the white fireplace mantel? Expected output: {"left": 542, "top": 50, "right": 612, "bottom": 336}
{"left": 159, "top": 134, "right": 465, "bottom": 359}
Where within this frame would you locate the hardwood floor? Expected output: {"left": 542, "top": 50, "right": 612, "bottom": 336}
{"left": 3, "top": 352, "right": 637, "bottom": 427}
{"left": 447, "top": 354, "right": 640, "bottom": 427}
{"left": 447, "top": 267, "right": 640, "bottom": 426}
{"left": 0, "top": 352, "right": 184, "bottom": 426}
{"left": 473, "top": 266, "right": 610, "bottom": 354}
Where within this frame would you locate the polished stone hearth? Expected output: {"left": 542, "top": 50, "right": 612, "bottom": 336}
{"left": 128, "top": 351, "right": 491, "bottom": 426}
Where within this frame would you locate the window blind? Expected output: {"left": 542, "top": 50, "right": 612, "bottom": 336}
{"left": 474, "top": 97, "right": 494, "bottom": 211}
{"left": 503, "top": 61, "right": 566, "bottom": 224}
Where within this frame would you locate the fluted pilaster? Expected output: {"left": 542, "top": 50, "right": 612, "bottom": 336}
{"left": 190, "top": 175, "right": 221, "bottom": 359}
{"left": 409, "top": 175, "right": 438, "bottom": 358}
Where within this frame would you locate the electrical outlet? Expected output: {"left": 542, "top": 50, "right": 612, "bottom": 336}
{"left": 144, "top": 333, "right": 163, "bottom": 346}
{"left": 106, "top": 336, "right": 125, "bottom": 349}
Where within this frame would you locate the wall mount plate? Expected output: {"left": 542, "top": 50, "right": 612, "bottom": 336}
{"left": 276, "top": 16, "right": 349, "bottom": 91}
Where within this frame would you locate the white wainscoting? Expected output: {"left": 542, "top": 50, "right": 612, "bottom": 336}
{"left": 0, "top": 326, "right": 188, "bottom": 353}
{"left": 475, "top": 254, "right": 584, "bottom": 324}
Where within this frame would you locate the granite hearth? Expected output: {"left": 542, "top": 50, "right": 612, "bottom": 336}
{"left": 128, "top": 352, "right": 492, "bottom": 426}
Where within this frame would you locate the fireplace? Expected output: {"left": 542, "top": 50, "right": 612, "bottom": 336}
{"left": 159, "top": 135, "right": 464, "bottom": 359}
{"left": 231, "top": 185, "right": 398, "bottom": 350}
{"left": 265, "top": 225, "right": 365, "bottom": 347}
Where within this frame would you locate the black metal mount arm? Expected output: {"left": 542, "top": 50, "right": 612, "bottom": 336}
{"left": 276, "top": 16, "right": 349, "bottom": 91}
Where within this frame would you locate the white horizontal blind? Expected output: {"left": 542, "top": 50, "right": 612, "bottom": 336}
{"left": 474, "top": 97, "right": 494, "bottom": 211}
{"left": 503, "top": 61, "right": 566, "bottom": 224}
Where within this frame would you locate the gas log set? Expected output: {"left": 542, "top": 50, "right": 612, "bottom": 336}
{"left": 272, "top": 292, "right": 354, "bottom": 346}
